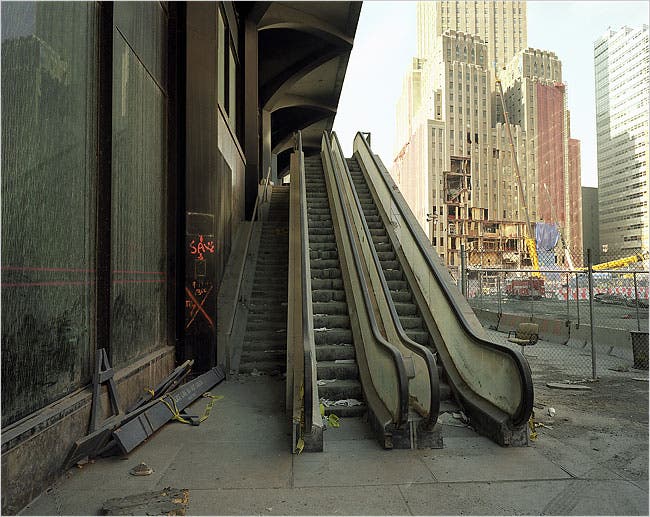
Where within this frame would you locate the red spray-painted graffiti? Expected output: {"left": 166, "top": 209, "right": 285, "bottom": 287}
{"left": 188, "top": 235, "right": 215, "bottom": 261}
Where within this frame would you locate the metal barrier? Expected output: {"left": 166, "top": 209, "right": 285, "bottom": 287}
{"left": 462, "top": 250, "right": 649, "bottom": 377}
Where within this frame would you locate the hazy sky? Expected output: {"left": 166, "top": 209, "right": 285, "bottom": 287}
{"left": 333, "top": 1, "right": 649, "bottom": 187}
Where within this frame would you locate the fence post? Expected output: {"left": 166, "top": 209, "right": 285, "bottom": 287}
{"left": 529, "top": 277, "right": 534, "bottom": 320}
{"left": 497, "top": 273, "right": 502, "bottom": 317}
{"left": 633, "top": 272, "right": 641, "bottom": 332}
{"left": 460, "top": 244, "right": 467, "bottom": 297}
{"left": 566, "top": 272, "right": 570, "bottom": 323}
{"left": 575, "top": 271, "right": 580, "bottom": 327}
{"left": 588, "top": 249, "right": 597, "bottom": 379}
{"left": 478, "top": 272, "right": 483, "bottom": 309}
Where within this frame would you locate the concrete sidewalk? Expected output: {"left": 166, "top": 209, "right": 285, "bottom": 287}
{"left": 21, "top": 367, "right": 648, "bottom": 515}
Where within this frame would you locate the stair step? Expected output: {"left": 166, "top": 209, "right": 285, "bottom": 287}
{"left": 310, "top": 250, "right": 339, "bottom": 260}
{"left": 382, "top": 269, "right": 403, "bottom": 281}
{"left": 317, "top": 379, "right": 363, "bottom": 401}
{"left": 315, "top": 344, "right": 356, "bottom": 361}
{"left": 314, "top": 328, "right": 352, "bottom": 345}
{"left": 313, "top": 301, "right": 348, "bottom": 314}
{"left": 238, "top": 361, "right": 285, "bottom": 375}
{"left": 311, "top": 289, "right": 346, "bottom": 302}
{"left": 310, "top": 259, "right": 340, "bottom": 269}
{"left": 311, "top": 268, "right": 341, "bottom": 279}
{"left": 393, "top": 302, "right": 417, "bottom": 316}
{"left": 311, "top": 278, "right": 344, "bottom": 290}
{"left": 313, "top": 314, "right": 350, "bottom": 328}
{"left": 398, "top": 315, "right": 423, "bottom": 329}
{"left": 389, "top": 290, "right": 413, "bottom": 303}
{"left": 322, "top": 404, "right": 366, "bottom": 418}
{"left": 405, "top": 329, "right": 429, "bottom": 345}
{"left": 317, "top": 360, "right": 359, "bottom": 380}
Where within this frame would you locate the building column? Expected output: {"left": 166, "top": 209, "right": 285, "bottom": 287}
{"left": 244, "top": 18, "right": 260, "bottom": 219}
{"left": 261, "top": 108, "right": 276, "bottom": 184}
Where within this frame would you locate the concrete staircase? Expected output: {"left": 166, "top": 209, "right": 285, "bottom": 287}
{"left": 239, "top": 186, "right": 289, "bottom": 375}
{"left": 304, "top": 156, "right": 367, "bottom": 418}
{"left": 346, "top": 157, "right": 453, "bottom": 406}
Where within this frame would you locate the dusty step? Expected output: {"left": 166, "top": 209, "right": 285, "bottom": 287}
{"left": 317, "top": 379, "right": 363, "bottom": 401}
{"left": 393, "top": 302, "right": 417, "bottom": 316}
{"left": 313, "top": 314, "right": 350, "bottom": 328}
{"left": 311, "top": 278, "right": 344, "bottom": 290}
{"left": 314, "top": 328, "right": 352, "bottom": 345}
{"left": 388, "top": 290, "right": 413, "bottom": 303}
{"left": 317, "top": 360, "right": 359, "bottom": 380}
{"left": 310, "top": 242, "right": 338, "bottom": 251}
{"left": 310, "top": 250, "right": 339, "bottom": 260}
{"left": 382, "top": 269, "right": 403, "bottom": 281}
{"left": 322, "top": 404, "right": 366, "bottom": 418}
{"left": 311, "top": 289, "right": 346, "bottom": 303}
{"left": 240, "top": 349, "right": 286, "bottom": 362}
{"left": 309, "top": 234, "right": 337, "bottom": 243}
{"left": 405, "top": 329, "right": 429, "bottom": 345}
{"left": 313, "top": 301, "right": 348, "bottom": 314}
{"left": 398, "top": 315, "right": 423, "bottom": 329}
{"left": 311, "top": 268, "right": 341, "bottom": 279}
{"left": 315, "top": 344, "right": 356, "bottom": 361}
{"left": 238, "top": 361, "right": 285, "bottom": 374}
{"left": 310, "top": 259, "right": 340, "bottom": 269}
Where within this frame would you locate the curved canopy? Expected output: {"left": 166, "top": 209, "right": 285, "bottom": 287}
{"left": 238, "top": 1, "right": 361, "bottom": 165}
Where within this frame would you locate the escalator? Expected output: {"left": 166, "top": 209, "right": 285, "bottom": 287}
{"left": 346, "top": 131, "right": 534, "bottom": 446}
{"left": 304, "top": 156, "right": 367, "bottom": 419}
{"left": 346, "top": 157, "right": 454, "bottom": 411}
{"left": 288, "top": 130, "right": 533, "bottom": 452}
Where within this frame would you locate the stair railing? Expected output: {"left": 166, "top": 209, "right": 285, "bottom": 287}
{"left": 288, "top": 131, "right": 321, "bottom": 452}
{"left": 353, "top": 132, "right": 533, "bottom": 430}
{"left": 330, "top": 132, "right": 440, "bottom": 429}
{"left": 223, "top": 166, "right": 272, "bottom": 373}
{"left": 321, "top": 132, "right": 409, "bottom": 431}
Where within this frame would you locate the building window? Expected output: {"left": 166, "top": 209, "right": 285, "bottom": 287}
{"left": 111, "top": 2, "right": 168, "bottom": 368}
{"left": 1, "top": 1, "right": 98, "bottom": 424}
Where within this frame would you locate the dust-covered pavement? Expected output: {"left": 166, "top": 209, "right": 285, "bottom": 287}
{"left": 488, "top": 328, "right": 649, "bottom": 512}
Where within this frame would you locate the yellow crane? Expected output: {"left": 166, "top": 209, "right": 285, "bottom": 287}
{"left": 495, "top": 79, "right": 540, "bottom": 277}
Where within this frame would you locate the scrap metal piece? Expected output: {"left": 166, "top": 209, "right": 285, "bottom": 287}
{"left": 113, "top": 366, "right": 225, "bottom": 454}
{"left": 90, "top": 348, "right": 123, "bottom": 433}
{"left": 126, "top": 360, "right": 194, "bottom": 413}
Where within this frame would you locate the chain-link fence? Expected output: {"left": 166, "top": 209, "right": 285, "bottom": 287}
{"left": 459, "top": 247, "right": 649, "bottom": 379}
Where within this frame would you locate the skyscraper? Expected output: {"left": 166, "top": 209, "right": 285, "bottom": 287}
{"left": 394, "top": 0, "right": 583, "bottom": 274}
{"left": 417, "top": 0, "right": 527, "bottom": 72}
{"left": 594, "top": 25, "right": 649, "bottom": 257}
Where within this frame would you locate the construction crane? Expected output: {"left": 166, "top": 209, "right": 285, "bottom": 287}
{"left": 495, "top": 79, "right": 540, "bottom": 277}
{"left": 542, "top": 183, "right": 575, "bottom": 270}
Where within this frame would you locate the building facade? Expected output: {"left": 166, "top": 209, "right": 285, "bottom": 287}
{"left": 0, "top": 2, "right": 360, "bottom": 512}
{"left": 582, "top": 186, "right": 600, "bottom": 264}
{"left": 594, "top": 25, "right": 649, "bottom": 258}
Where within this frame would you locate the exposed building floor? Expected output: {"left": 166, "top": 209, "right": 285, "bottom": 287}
{"left": 20, "top": 340, "right": 648, "bottom": 516}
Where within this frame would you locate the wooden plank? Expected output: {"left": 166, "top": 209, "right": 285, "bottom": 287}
{"left": 102, "top": 488, "right": 189, "bottom": 516}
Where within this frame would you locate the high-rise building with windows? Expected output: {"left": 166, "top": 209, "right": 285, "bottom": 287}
{"left": 394, "top": 0, "right": 582, "bottom": 274}
{"left": 594, "top": 25, "right": 649, "bottom": 257}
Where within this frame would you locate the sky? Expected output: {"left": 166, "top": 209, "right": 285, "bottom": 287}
{"left": 333, "top": 1, "right": 649, "bottom": 187}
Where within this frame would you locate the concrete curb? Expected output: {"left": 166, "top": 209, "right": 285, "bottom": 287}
{"left": 476, "top": 308, "right": 633, "bottom": 360}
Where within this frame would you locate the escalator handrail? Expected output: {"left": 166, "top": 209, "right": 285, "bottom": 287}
{"left": 331, "top": 132, "right": 440, "bottom": 428}
{"left": 322, "top": 133, "right": 409, "bottom": 429}
{"left": 354, "top": 132, "right": 533, "bottom": 426}
{"left": 296, "top": 131, "right": 315, "bottom": 434}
